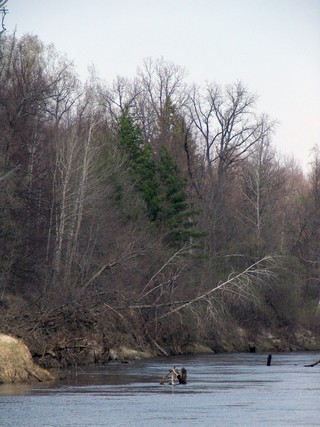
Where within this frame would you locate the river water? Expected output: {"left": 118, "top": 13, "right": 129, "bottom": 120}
{"left": 0, "top": 352, "right": 319, "bottom": 426}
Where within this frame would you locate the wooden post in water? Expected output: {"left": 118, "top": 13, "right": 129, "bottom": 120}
{"left": 267, "top": 354, "right": 272, "bottom": 366}
{"left": 178, "top": 367, "right": 187, "bottom": 384}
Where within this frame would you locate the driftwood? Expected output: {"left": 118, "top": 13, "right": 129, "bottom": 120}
{"left": 304, "top": 359, "right": 320, "bottom": 367}
{"left": 160, "top": 367, "right": 187, "bottom": 385}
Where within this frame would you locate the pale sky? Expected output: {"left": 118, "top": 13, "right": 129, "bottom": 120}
{"left": 5, "top": 0, "right": 320, "bottom": 172}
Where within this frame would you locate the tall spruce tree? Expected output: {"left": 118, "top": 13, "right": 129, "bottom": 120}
{"left": 118, "top": 109, "right": 160, "bottom": 220}
{"left": 117, "top": 109, "right": 199, "bottom": 248}
{"left": 156, "top": 146, "right": 197, "bottom": 246}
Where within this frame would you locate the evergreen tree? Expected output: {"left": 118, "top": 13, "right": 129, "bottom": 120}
{"left": 118, "top": 109, "right": 160, "bottom": 220}
{"left": 156, "top": 146, "right": 198, "bottom": 247}
{"left": 117, "top": 109, "right": 201, "bottom": 248}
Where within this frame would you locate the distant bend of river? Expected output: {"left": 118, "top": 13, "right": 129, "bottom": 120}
{"left": 0, "top": 352, "right": 319, "bottom": 426}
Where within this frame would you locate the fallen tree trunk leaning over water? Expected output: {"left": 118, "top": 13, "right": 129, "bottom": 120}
{"left": 131, "top": 256, "right": 276, "bottom": 321}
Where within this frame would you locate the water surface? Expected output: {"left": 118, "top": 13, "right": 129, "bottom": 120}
{"left": 0, "top": 352, "right": 319, "bottom": 426}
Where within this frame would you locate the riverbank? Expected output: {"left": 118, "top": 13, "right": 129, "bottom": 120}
{"left": 30, "top": 323, "right": 320, "bottom": 369}
{"left": 0, "top": 334, "right": 54, "bottom": 384}
{"left": 1, "top": 294, "right": 319, "bottom": 373}
{"left": 1, "top": 322, "right": 319, "bottom": 383}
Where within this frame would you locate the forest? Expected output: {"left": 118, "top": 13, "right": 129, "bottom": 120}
{"left": 0, "top": 33, "right": 319, "bottom": 367}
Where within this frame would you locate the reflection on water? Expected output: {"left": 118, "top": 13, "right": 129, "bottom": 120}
{"left": 0, "top": 352, "right": 319, "bottom": 426}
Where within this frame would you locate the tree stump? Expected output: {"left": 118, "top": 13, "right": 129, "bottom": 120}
{"left": 177, "top": 367, "right": 187, "bottom": 384}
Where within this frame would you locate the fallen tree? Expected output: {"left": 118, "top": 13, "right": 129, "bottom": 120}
{"left": 130, "top": 255, "right": 277, "bottom": 319}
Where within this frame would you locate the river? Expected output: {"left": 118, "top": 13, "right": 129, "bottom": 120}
{"left": 0, "top": 352, "right": 319, "bottom": 426}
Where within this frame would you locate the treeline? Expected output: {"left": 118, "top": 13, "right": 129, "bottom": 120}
{"left": 0, "top": 33, "right": 319, "bottom": 361}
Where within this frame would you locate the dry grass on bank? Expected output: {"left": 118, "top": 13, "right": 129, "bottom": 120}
{"left": 0, "top": 334, "right": 54, "bottom": 384}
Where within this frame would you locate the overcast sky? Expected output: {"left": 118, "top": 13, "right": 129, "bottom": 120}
{"left": 5, "top": 0, "right": 320, "bottom": 172}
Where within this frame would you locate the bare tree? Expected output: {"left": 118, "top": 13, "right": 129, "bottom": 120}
{"left": 303, "top": 146, "right": 320, "bottom": 314}
{"left": 47, "top": 90, "right": 105, "bottom": 298}
{"left": 100, "top": 75, "right": 140, "bottom": 126}
{"left": 0, "top": 33, "right": 82, "bottom": 297}
{"left": 133, "top": 57, "right": 189, "bottom": 142}
{"left": 237, "top": 136, "right": 286, "bottom": 259}
{"left": 187, "top": 82, "right": 277, "bottom": 255}
{"left": 0, "top": 0, "right": 8, "bottom": 36}
{"left": 188, "top": 82, "right": 275, "bottom": 177}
